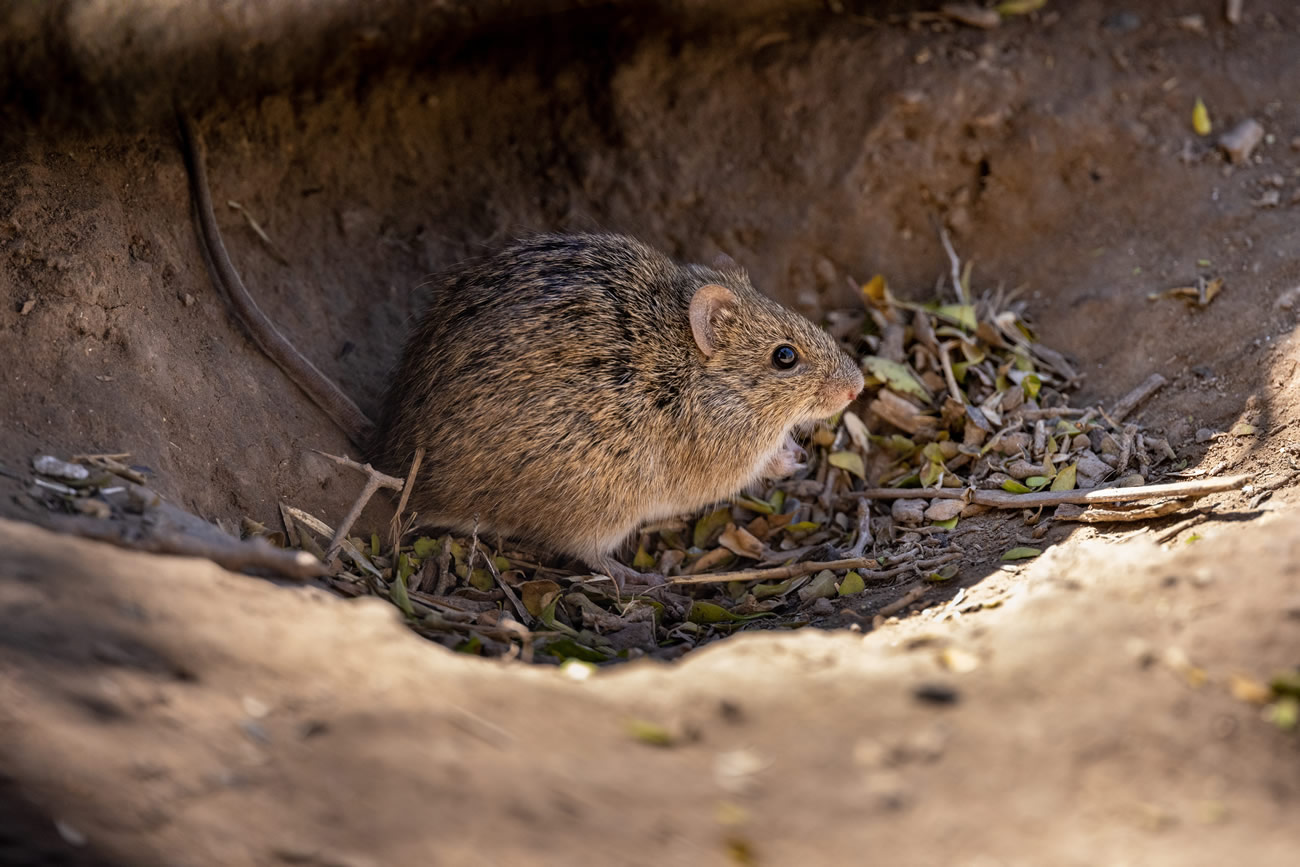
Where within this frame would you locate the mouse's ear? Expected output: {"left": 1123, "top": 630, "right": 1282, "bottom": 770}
{"left": 689, "top": 283, "right": 737, "bottom": 357}
{"left": 712, "top": 252, "right": 738, "bottom": 271}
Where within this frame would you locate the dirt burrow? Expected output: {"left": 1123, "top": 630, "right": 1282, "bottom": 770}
{"left": 1, "top": 513, "right": 1297, "bottom": 867}
{"left": 2, "top": 0, "right": 1299, "bottom": 864}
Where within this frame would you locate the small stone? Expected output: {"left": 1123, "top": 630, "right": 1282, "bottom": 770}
{"left": 996, "top": 432, "right": 1033, "bottom": 456}
{"left": 1217, "top": 118, "right": 1266, "bottom": 165}
{"left": 1195, "top": 428, "right": 1217, "bottom": 443}
{"left": 32, "top": 455, "right": 89, "bottom": 481}
{"left": 1291, "top": 135, "right": 1300, "bottom": 152}
{"left": 183, "top": 293, "right": 196, "bottom": 306}
{"left": 891, "top": 498, "right": 927, "bottom": 525}
{"left": 1174, "top": 14, "right": 1206, "bottom": 33}
{"left": 1005, "top": 460, "right": 1040, "bottom": 480}
{"left": 1256, "top": 190, "right": 1281, "bottom": 208}
{"left": 923, "top": 499, "right": 965, "bottom": 522}
{"left": 1075, "top": 451, "right": 1112, "bottom": 485}
{"left": 809, "top": 597, "right": 835, "bottom": 617}
{"left": 18, "top": 298, "right": 35, "bottom": 315}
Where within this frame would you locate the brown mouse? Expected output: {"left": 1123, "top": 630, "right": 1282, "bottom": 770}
{"left": 178, "top": 115, "right": 864, "bottom": 589}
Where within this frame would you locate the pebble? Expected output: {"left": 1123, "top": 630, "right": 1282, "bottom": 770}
{"left": 1195, "top": 428, "right": 1217, "bottom": 443}
{"left": 923, "top": 499, "right": 965, "bottom": 522}
{"left": 1218, "top": 118, "right": 1265, "bottom": 165}
{"left": 891, "top": 498, "right": 927, "bottom": 525}
{"left": 32, "top": 455, "right": 89, "bottom": 481}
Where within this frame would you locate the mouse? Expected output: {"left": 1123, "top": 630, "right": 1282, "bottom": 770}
{"left": 178, "top": 114, "right": 865, "bottom": 589}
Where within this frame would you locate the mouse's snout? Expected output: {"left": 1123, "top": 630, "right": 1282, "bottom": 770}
{"left": 818, "top": 357, "right": 864, "bottom": 416}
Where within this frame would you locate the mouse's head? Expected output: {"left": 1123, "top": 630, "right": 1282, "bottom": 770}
{"left": 688, "top": 273, "right": 864, "bottom": 436}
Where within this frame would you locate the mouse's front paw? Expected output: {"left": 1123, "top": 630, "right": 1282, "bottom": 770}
{"left": 761, "top": 433, "right": 807, "bottom": 479}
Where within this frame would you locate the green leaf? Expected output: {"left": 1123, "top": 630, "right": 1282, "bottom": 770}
{"left": 932, "top": 516, "right": 959, "bottom": 530}
{"left": 1021, "top": 373, "right": 1042, "bottom": 401}
{"left": 861, "top": 356, "right": 932, "bottom": 401}
{"left": 454, "top": 635, "right": 483, "bottom": 655}
{"left": 829, "top": 451, "right": 866, "bottom": 479}
{"left": 1002, "top": 479, "right": 1032, "bottom": 494}
{"left": 693, "top": 506, "right": 732, "bottom": 549}
{"left": 752, "top": 578, "right": 794, "bottom": 599}
{"left": 785, "top": 521, "right": 821, "bottom": 534}
{"left": 632, "top": 544, "right": 657, "bottom": 570}
{"left": 770, "top": 489, "right": 786, "bottom": 513}
{"left": 738, "top": 495, "right": 776, "bottom": 515}
{"left": 838, "top": 571, "right": 866, "bottom": 596}
{"left": 411, "top": 536, "right": 439, "bottom": 558}
{"left": 926, "top": 564, "right": 960, "bottom": 582}
{"left": 544, "top": 638, "right": 611, "bottom": 663}
{"left": 935, "top": 303, "right": 977, "bottom": 331}
{"left": 1001, "top": 547, "right": 1041, "bottom": 561}
{"left": 370, "top": 532, "right": 381, "bottom": 558}
{"left": 389, "top": 572, "right": 415, "bottom": 618}
{"left": 1051, "top": 462, "right": 1077, "bottom": 492}
{"left": 1025, "top": 475, "right": 1050, "bottom": 490}
{"left": 687, "top": 601, "right": 774, "bottom": 624}
{"left": 997, "top": 0, "right": 1046, "bottom": 15}
{"left": 1270, "top": 670, "right": 1300, "bottom": 698}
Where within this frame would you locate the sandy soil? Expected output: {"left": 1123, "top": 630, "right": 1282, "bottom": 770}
{"left": 2, "top": 0, "right": 1298, "bottom": 864}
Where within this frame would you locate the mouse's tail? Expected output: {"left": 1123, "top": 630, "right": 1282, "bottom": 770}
{"left": 176, "top": 108, "right": 374, "bottom": 449}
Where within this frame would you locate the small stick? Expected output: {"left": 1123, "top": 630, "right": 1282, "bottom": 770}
{"left": 939, "top": 341, "right": 964, "bottom": 406}
{"left": 667, "top": 552, "right": 961, "bottom": 586}
{"left": 1110, "top": 373, "right": 1167, "bottom": 422}
{"left": 313, "top": 450, "right": 405, "bottom": 567}
{"left": 1013, "top": 406, "right": 1089, "bottom": 421}
{"left": 388, "top": 447, "right": 425, "bottom": 550}
{"left": 1154, "top": 512, "right": 1210, "bottom": 543}
{"left": 875, "top": 583, "right": 929, "bottom": 618}
{"left": 1055, "top": 498, "right": 1195, "bottom": 522}
{"left": 481, "top": 544, "right": 532, "bottom": 627}
{"left": 845, "top": 474, "right": 1249, "bottom": 508}
{"left": 937, "top": 223, "right": 969, "bottom": 305}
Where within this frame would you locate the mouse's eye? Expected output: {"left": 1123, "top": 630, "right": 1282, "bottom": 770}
{"left": 771, "top": 344, "right": 799, "bottom": 370}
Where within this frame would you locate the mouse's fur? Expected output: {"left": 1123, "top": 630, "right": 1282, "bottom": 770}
{"left": 178, "top": 115, "right": 862, "bottom": 587}
{"left": 370, "top": 234, "right": 864, "bottom": 582}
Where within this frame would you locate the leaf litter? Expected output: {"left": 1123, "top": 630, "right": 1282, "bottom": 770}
{"left": 24, "top": 241, "right": 1250, "bottom": 666}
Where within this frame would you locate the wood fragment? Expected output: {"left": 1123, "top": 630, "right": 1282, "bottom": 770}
{"left": 875, "top": 583, "right": 929, "bottom": 618}
{"left": 312, "top": 450, "right": 405, "bottom": 568}
{"left": 1110, "top": 373, "right": 1167, "bottom": 422}
{"left": 1055, "top": 498, "right": 1195, "bottom": 522}
{"left": 845, "top": 474, "right": 1249, "bottom": 509}
{"left": 937, "top": 223, "right": 969, "bottom": 305}
{"left": 1154, "top": 512, "right": 1210, "bottom": 542}
{"left": 48, "top": 484, "right": 327, "bottom": 580}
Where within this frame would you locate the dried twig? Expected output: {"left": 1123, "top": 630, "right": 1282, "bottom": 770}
{"left": 875, "top": 583, "right": 929, "bottom": 618}
{"left": 1110, "top": 373, "right": 1167, "bottom": 422}
{"left": 388, "top": 447, "right": 425, "bottom": 551}
{"left": 1153, "top": 512, "right": 1210, "bottom": 542}
{"left": 845, "top": 474, "right": 1249, "bottom": 509}
{"left": 937, "top": 223, "right": 969, "bottom": 305}
{"left": 1055, "top": 498, "right": 1195, "bottom": 522}
{"left": 666, "top": 552, "right": 961, "bottom": 586}
{"left": 312, "top": 450, "right": 405, "bottom": 567}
